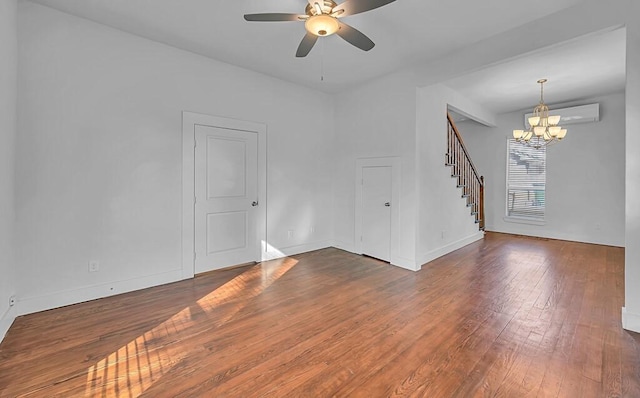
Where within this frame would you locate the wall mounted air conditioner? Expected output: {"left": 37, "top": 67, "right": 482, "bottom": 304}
{"left": 524, "top": 103, "right": 599, "bottom": 128}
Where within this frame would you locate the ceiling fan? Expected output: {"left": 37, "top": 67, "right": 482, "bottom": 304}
{"left": 244, "top": 0, "right": 397, "bottom": 57}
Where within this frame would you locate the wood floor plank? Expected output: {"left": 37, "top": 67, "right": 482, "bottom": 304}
{"left": 1, "top": 233, "right": 638, "bottom": 397}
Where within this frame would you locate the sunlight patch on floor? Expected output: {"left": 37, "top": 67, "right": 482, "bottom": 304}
{"left": 84, "top": 257, "right": 298, "bottom": 397}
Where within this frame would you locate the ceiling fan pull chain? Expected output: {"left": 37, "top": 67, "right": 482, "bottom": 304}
{"left": 321, "top": 39, "right": 325, "bottom": 81}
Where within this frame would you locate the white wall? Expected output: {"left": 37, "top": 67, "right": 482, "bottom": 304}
{"left": 8, "top": 0, "right": 640, "bottom": 336}
{"left": 415, "top": 84, "right": 494, "bottom": 266}
{"left": 0, "top": 0, "right": 18, "bottom": 340}
{"left": 332, "top": 71, "right": 418, "bottom": 269}
{"left": 15, "top": 2, "right": 334, "bottom": 315}
{"left": 458, "top": 92, "right": 626, "bottom": 247}
{"left": 624, "top": 7, "right": 640, "bottom": 332}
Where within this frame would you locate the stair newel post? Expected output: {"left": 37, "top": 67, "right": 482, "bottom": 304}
{"left": 476, "top": 178, "right": 479, "bottom": 216}
{"left": 476, "top": 179, "right": 479, "bottom": 216}
{"left": 480, "top": 175, "right": 485, "bottom": 230}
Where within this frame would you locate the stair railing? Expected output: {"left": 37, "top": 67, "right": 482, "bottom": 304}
{"left": 446, "top": 113, "right": 485, "bottom": 230}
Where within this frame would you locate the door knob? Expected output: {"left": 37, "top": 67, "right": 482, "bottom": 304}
{"left": 384, "top": 202, "right": 390, "bottom": 207}
{"left": 252, "top": 201, "right": 259, "bottom": 207}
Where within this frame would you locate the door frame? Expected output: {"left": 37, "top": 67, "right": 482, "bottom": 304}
{"left": 354, "top": 157, "right": 400, "bottom": 264}
{"left": 182, "top": 112, "right": 267, "bottom": 279}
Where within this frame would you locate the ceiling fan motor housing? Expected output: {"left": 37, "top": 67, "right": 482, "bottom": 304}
{"left": 305, "top": 0, "right": 338, "bottom": 16}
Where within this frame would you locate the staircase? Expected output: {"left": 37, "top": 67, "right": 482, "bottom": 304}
{"left": 445, "top": 113, "right": 485, "bottom": 230}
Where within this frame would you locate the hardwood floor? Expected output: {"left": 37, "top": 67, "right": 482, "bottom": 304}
{"left": 1, "top": 232, "right": 639, "bottom": 397}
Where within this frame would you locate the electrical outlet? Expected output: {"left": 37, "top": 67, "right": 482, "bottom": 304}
{"left": 310, "top": 226, "right": 315, "bottom": 234}
{"left": 89, "top": 260, "right": 100, "bottom": 272}
{"left": 441, "top": 231, "right": 446, "bottom": 240}
{"left": 287, "top": 230, "right": 294, "bottom": 239}
{"left": 9, "top": 295, "right": 16, "bottom": 307}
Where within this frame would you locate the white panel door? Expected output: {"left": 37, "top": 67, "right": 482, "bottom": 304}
{"left": 195, "top": 125, "right": 258, "bottom": 273}
{"left": 362, "top": 166, "right": 392, "bottom": 262}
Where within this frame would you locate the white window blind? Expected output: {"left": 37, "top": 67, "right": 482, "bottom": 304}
{"left": 506, "top": 139, "right": 546, "bottom": 221}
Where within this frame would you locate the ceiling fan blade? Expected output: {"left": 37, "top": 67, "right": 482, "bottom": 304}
{"left": 336, "top": 21, "right": 374, "bottom": 51}
{"left": 332, "top": 0, "right": 396, "bottom": 17}
{"left": 296, "top": 33, "right": 318, "bottom": 57}
{"left": 244, "top": 13, "right": 303, "bottom": 22}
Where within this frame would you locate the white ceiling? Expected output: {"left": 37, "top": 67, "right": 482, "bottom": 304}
{"left": 445, "top": 27, "right": 627, "bottom": 115}
{"left": 27, "top": 0, "right": 625, "bottom": 114}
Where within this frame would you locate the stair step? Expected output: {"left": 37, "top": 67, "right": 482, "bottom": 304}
{"left": 451, "top": 174, "right": 460, "bottom": 178}
{"left": 467, "top": 202, "right": 475, "bottom": 207}
{"left": 475, "top": 219, "right": 482, "bottom": 224}
{"left": 457, "top": 184, "right": 467, "bottom": 188}
{"left": 445, "top": 163, "right": 456, "bottom": 167}
{"left": 471, "top": 211, "right": 478, "bottom": 215}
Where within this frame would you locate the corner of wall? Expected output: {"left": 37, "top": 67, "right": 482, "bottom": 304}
{"left": 0, "top": 306, "right": 17, "bottom": 343}
{"left": 622, "top": 307, "right": 640, "bottom": 334}
{"left": 418, "top": 231, "right": 485, "bottom": 268}
{"left": 0, "top": 0, "right": 18, "bottom": 346}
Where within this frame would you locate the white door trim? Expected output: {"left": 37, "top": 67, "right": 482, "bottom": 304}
{"left": 182, "top": 112, "right": 267, "bottom": 279}
{"left": 355, "top": 157, "right": 401, "bottom": 265}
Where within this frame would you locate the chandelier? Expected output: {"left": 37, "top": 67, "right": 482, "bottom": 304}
{"left": 513, "top": 79, "right": 567, "bottom": 149}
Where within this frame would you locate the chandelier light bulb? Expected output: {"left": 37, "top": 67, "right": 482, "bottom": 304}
{"left": 558, "top": 129, "right": 567, "bottom": 139}
{"left": 549, "top": 126, "right": 561, "bottom": 137}
{"left": 548, "top": 115, "right": 561, "bottom": 126}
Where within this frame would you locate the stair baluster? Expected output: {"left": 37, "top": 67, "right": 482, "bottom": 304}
{"left": 445, "top": 113, "right": 485, "bottom": 230}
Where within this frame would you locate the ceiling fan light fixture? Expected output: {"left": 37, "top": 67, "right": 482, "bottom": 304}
{"left": 305, "top": 14, "right": 339, "bottom": 36}
{"left": 244, "top": 0, "right": 397, "bottom": 57}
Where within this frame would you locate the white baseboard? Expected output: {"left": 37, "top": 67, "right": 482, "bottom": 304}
{"left": 418, "top": 231, "right": 485, "bottom": 268}
{"left": 17, "top": 269, "right": 185, "bottom": 317}
{"left": 622, "top": 307, "right": 640, "bottom": 333}
{"left": 0, "top": 305, "right": 17, "bottom": 344}
{"left": 262, "top": 240, "right": 332, "bottom": 261}
{"left": 485, "top": 226, "right": 624, "bottom": 248}
{"left": 14, "top": 241, "right": 328, "bottom": 319}
{"left": 334, "top": 240, "right": 417, "bottom": 271}
{"left": 332, "top": 239, "right": 356, "bottom": 254}
{"left": 391, "top": 256, "right": 419, "bottom": 271}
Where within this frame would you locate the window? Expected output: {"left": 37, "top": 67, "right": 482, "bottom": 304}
{"left": 505, "top": 139, "right": 546, "bottom": 223}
